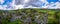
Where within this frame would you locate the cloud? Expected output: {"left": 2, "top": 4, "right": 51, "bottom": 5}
{"left": 0, "top": 0, "right": 60, "bottom": 10}
{"left": 44, "top": 2, "right": 60, "bottom": 9}
{"left": 0, "top": 0, "right": 4, "bottom": 4}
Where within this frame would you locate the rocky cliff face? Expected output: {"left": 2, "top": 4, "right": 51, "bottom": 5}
{"left": 0, "top": 9, "right": 47, "bottom": 24}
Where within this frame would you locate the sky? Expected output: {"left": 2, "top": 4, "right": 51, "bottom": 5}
{"left": 47, "top": 0, "right": 59, "bottom": 3}
{"left": 0, "top": 0, "right": 60, "bottom": 10}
